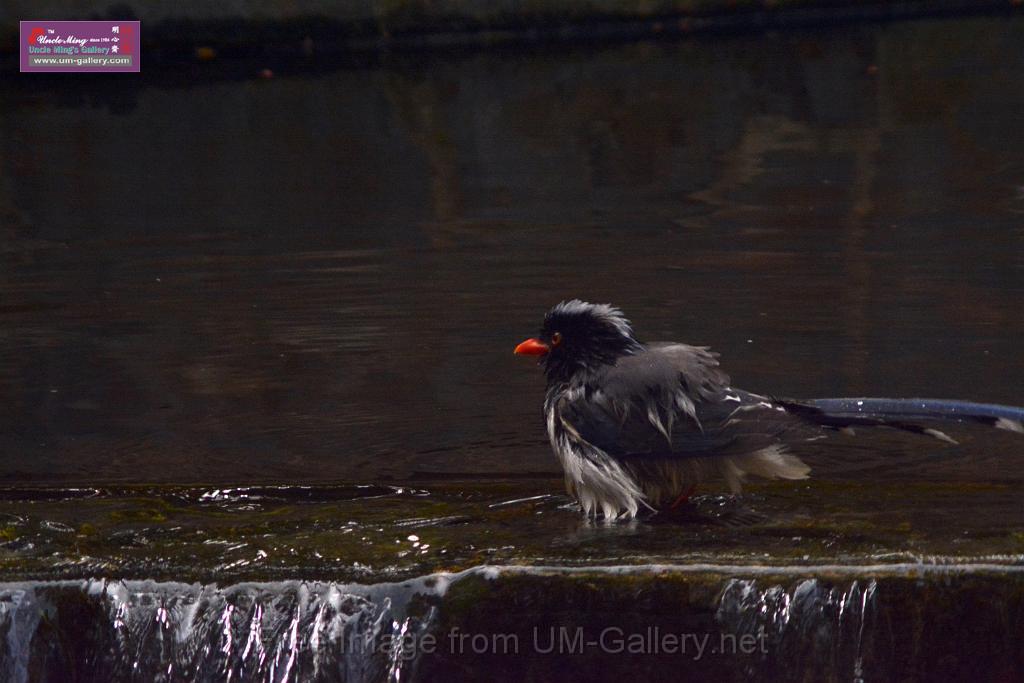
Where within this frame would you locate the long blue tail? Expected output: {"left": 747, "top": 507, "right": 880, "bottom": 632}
{"left": 802, "top": 397, "right": 1024, "bottom": 433}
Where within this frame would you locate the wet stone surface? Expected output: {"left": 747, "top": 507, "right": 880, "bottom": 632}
{"left": 0, "top": 460, "right": 1022, "bottom": 585}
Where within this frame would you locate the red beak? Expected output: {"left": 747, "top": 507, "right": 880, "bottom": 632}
{"left": 514, "top": 338, "right": 549, "bottom": 356}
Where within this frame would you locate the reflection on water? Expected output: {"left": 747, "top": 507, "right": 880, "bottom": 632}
{"left": 2, "top": 17, "right": 1024, "bottom": 486}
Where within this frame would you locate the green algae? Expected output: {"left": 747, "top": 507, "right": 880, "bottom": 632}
{"left": 0, "top": 476, "right": 1021, "bottom": 584}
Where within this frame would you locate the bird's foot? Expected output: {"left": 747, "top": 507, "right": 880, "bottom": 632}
{"left": 668, "top": 485, "right": 698, "bottom": 510}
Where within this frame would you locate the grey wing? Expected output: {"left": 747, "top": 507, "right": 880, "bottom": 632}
{"left": 559, "top": 344, "right": 809, "bottom": 460}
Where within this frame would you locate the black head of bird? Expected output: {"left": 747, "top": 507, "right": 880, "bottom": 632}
{"left": 514, "top": 299, "right": 642, "bottom": 384}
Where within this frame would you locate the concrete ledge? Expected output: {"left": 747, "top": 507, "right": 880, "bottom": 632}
{"left": 3, "top": 565, "right": 1024, "bottom": 681}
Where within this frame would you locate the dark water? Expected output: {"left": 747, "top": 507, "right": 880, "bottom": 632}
{"left": 3, "top": 14, "right": 1024, "bottom": 682}
{"left": 4, "top": 15, "right": 1024, "bottom": 486}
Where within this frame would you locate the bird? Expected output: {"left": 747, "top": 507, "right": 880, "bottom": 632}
{"left": 515, "top": 299, "right": 1024, "bottom": 521}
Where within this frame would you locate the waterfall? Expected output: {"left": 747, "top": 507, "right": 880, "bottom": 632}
{"left": 0, "top": 576, "right": 447, "bottom": 683}
{"left": 716, "top": 577, "right": 878, "bottom": 682}
{"left": 2, "top": 564, "right": 1021, "bottom": 682}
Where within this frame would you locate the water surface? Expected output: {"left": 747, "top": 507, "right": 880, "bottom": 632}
{"left": 1, "top": 15, "right": 1023, "bottom": 580}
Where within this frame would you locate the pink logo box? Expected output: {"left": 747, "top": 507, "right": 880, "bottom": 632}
{"left": 20, "top": 20, "right": 140, "bottom": 73}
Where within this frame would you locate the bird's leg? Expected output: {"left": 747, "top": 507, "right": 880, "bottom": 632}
{"left": 669, "top": 484, "right": 698, "bottom": 509}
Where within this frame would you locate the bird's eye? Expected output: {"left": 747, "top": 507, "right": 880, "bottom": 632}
{"left": 551, "top": 332, "right": 563, "bottom": 346}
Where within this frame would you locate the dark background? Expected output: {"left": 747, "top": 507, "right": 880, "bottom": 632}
{"left": 2, "top": 16, "right": 1023, "bottom": 484}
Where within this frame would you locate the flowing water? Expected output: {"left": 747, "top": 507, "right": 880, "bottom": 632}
{"left": 2, "top": 13, "right": 1024, "bottom": 682}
